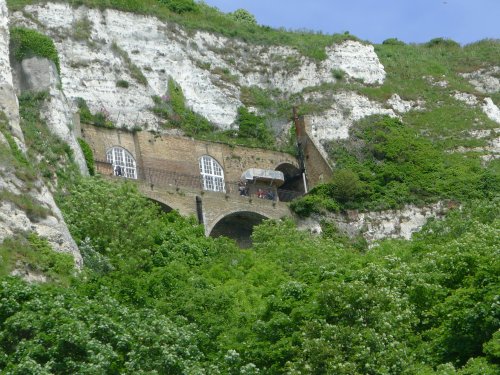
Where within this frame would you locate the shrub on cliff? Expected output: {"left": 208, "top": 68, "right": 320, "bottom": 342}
{"left": 10, "top": 27, "right": 60, "bottom": 73}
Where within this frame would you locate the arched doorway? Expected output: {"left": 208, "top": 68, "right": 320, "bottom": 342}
{"left": 209, "top": 211, "right": 269, "bottom": 248}
{"left": 275, "top": 163, "right": 304, "bottom": 202}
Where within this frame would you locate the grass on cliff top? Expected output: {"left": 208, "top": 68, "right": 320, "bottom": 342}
{"left": 6, "top": 0, "right": 359, "bottom": 60}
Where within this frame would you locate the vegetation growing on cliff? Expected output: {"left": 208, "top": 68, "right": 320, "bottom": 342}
{"left": 9, "top": 27, "right": 60, "bottom": 73}
{"left": 291, "top": 115, "right": 499, "bottom": 216}
{"left": 0, "top": 176, "right": 498, "bottom": 373}
{"left": 6, "top": 0, "right": 357, "bottom": 60}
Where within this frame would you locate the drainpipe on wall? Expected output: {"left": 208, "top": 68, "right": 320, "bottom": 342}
{"left": 195, "top": 196, "right": 204, "bottom": 224}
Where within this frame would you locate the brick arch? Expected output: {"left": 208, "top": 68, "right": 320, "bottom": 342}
{"left": 207, "top": 210, "right": 271, "bottom": 248}
{"left": 147, "top": 197, "right": 174, "bottom": 213}
{"left": 275, "top": 162, "right": 304, "bottom": 201}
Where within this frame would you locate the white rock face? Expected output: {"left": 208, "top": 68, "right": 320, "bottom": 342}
{"left": 300, "top": 202, "right": 448, "bottom": 244}
{"left": 0, "top": 0, "right": 23, "bottom": 142}
{"left": 482, "top": 97, "right": 500, "bottom": 124}
{"left": 453, "top": 91, "right": 479, "bottom": 106}
{"left": 387, "top": 94, "right": 424, "bottom": 113}
{"left": 0, "top": 174, "right": 82, "bottom": 267}
{"left": 12, "top": 3, "right": 386, "bottom": 131}
{"left": 461, "top": 66, "right": 500, "bottom": 94}
{"left": 15, "top": 57, "right": 89, "bottom": 175}
{"left": 0, "top": 0, "right": 82, "bottom": 268}
{"left": 308, "top": 91, "right": 396, "bottom": 141}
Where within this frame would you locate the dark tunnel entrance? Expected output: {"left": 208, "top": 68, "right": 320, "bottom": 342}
{"left": 209, "top": 211, "right": 268, "bottom": 248}
{"left": 275, "top": 163, "right": 304, "bottom": 202}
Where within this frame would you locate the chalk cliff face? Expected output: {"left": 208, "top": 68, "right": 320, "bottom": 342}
{"left": 10, "top": 3, "right": 499, "bottom": 152}
{"left": 10, "top": 2, "right": 387, "bottom": 133}
{"left": 0, "top": 0, "right": 82, "bottom": 268}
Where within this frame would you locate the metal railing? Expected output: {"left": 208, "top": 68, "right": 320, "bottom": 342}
{"left": 95, "top": 160, "right": 303, "bottom": 202}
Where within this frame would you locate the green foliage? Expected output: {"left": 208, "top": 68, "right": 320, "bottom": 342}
{"left": 75, "top": 97, "right": 115, "bottom": 129}
{"left": 72, "top": 16, "right": 92, "bottom": 41}
{"left": 229, "top": 8, "right": 257, "bottom": 25}
{"left": 0, "top": 233, "right": 74, "bottom": 282}
{"left": 18, "top": 91, "right": 80, "bottom": 186}
{"left": 289, "top": 193, "right": 340, "bottom": 217}
{"left": 115, "top": 79, "right": 129, "bottom": 88}
{"left": 236, "top": 106, "right": 274, "bottom": 147}
{"left": 426, "top": 37, "right": 461, "bottom": 49}
{"left": 7, "top": 0, "right": 359, "bottom": 61}
{"left": 157, "top": 0, "right": 198, "bottom": 14}
{"left": 0, "top": 173, "right": 497, "bottom": 373}
{"left": 382, "top": 37, "right": 406, "bottom": 45}
{"left": 0, "top": 278, "right": 210, "bottom": 373}
{"left": 77, "top": 138, "right": 95, "bottom": 176}
{"left": 331, "top": 68, "right": 346, "bottom": 80}
{"left": 161, "top": 78, "right": 215, "bottom": 135}
{"left": 9, "top": 27, "right": 60, "bottom": 73}
{"left": 292, "top": 115, "right": 498, "bottom": 215}
{"left": 0, "top": 111, "right": 28, "bottom": 167}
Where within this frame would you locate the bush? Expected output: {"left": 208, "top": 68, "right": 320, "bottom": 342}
{"left": 10, "top": 27, "right": 60, "bottom": 73}
{"left": 331, "top": 68, "right": 345, "bottom": 80}
{"left": 236, "top": 106, "right": 273, "bottom": 146}
{"left": 229, "top": 9, "right": 257, "bottom": 25}
{"left": 157, "top": 0, "right": 198, "bottom": 14}
{"left": 382, "top": 38, "right": 406, "bottom": 46}
{"left": 425, "top": 37, "right": 461, "bottom": 48}
{"left": 116, "top": 79, "right": 130, "bottom": 88}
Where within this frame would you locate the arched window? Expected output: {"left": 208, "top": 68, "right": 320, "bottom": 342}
{"left": 199, "top": 155, "right": 225, "bottom": 192}
{"left": 106, "top": 146, "right": 137, "bottom": 179}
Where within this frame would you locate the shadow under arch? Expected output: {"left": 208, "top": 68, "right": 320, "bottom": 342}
{"left": 209, "top": 211, "right": 269, "bottom": 248}
{"left": 275, "top": 162, "right": 304, "bottom": 202}
{"left": 147, "top": 198, "right": 174, "bottom": 213}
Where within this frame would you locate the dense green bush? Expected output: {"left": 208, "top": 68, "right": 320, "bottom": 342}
{"left": 236, "top": 106, "right": 274, "bottom": 146}
{"left": 382, "top": 37, "right": 406, "bottom": 45}
{"left": 292, "top": 115, "right": 499, "bottom": 215}
{"left": 229, "top": 8, "right": 257, "bottom": 25}
{"left": 0, "top": 174, "right": 497, "bottom": 373}
{"left": 426, "top": 37, "right": 461, "bottom": 48}
{"left": 157, "top": 0, "right": 198, "bottom": 14}
{"left": 10, "top": 27, "right": 60, "bottom": 73}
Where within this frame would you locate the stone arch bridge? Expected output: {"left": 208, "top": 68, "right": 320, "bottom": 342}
{"left": 83, "top": 119, "right": 333, "bottom": 246}
{"left": 96, "top": 161, "right": 296, "bottom": 247}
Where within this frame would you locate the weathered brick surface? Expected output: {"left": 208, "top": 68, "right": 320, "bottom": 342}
{"left": 82, "top": 124, "right": 299, "bottom": 184}
{"left": 137, "top": 180, "right": 292, "bottom": 236}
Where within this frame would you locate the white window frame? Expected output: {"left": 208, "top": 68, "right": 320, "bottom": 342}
{"left": 106, "top": 146, "right": 137, "bottom": 179}
{"left": 199, "top": 155, "right": 225, "bottom": 192}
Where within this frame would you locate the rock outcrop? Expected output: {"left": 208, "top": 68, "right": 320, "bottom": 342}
{"left": 0, "top": 0, "right": 82, "bottom": 268}
{"left": 12, "top": 56, "right": 89, "bottom": 175}
{"left": 298, "top": 202, "right": 449, "bottom": 244}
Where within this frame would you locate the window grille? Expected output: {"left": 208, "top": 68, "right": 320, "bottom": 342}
{"left": 106, "top": 147, "right": 137, "bottom": 179}
{"left": 199, "top": 155, "right": 225, "bottom": 192}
